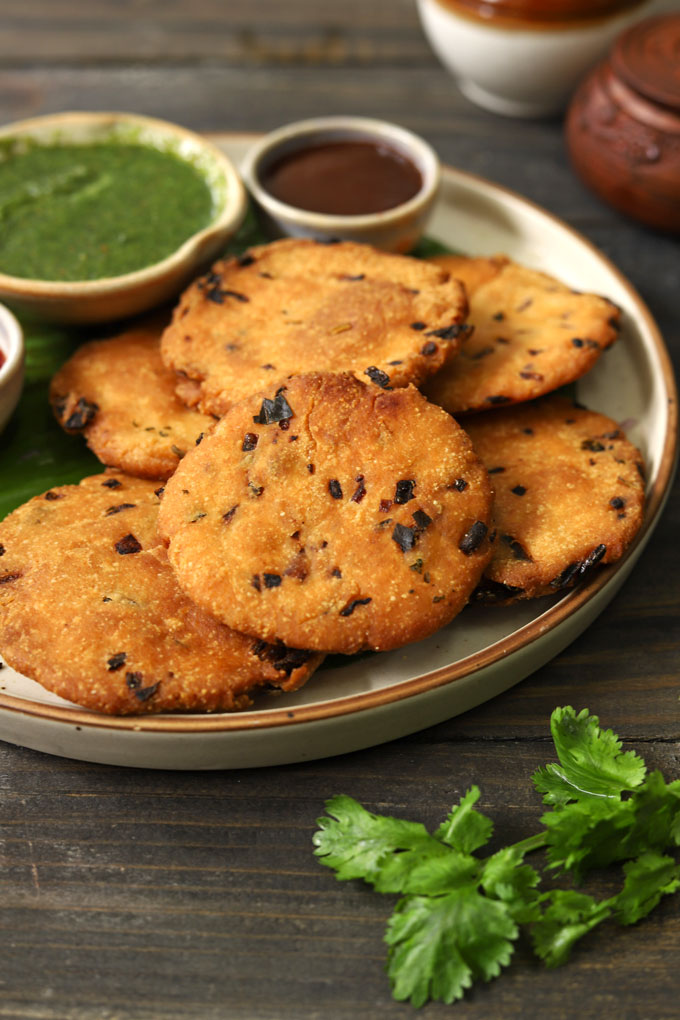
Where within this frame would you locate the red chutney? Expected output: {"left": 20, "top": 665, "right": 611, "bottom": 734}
{"left": 0, "top": 349, "right": 5, "bottom": 372}
{"left": 259, "top": 140, "right": 423, "bottom": 216}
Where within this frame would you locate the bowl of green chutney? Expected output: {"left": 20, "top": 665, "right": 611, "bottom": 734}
{"left": 0, "top": 111, "right": 247, "bottom": 324}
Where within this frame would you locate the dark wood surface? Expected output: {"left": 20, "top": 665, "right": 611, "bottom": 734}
{"left": 1, "top": 2, "right": 679, "bottom": 1017}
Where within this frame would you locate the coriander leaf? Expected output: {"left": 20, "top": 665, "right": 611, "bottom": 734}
{"left": 673, "top": 806, "right": 680, "bottom": 846}
{"left": 433, "top": 786, "right": 494, "bottom": 853}
{"left": 544, "top": 771, "right": 680, "bottom": 879}
{"left": 313, "top": 708, "right": 680, "bottom": 1008}
{"left": 542, "top": 798, "right": 635, "bottom": 879}
{"left": 614, "top": 851, "right": 680, "bottom": 925}
{"left": 533, "top": 706, "right": 646, "bottom": 806}
{"left": 386, "top": 889, "right": 518, "bottom": 1007}
{"left": 313, "top": 795, "right": 449, "bottom": 893}
{"left": 481, "top": 840, "right": 545, "bottom": 923}
{"left": 531, "top": 890, "right": 613, "bottom": 968}
{"left": 400, "top": 852, "right": 480, "bottom": 896}
{"left": 619, "top": 771, "right": 680, "bottom": 856}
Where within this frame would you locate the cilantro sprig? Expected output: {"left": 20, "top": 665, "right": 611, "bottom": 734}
{"left": 313, "top": 707, "right": 680, "bottom": 1007}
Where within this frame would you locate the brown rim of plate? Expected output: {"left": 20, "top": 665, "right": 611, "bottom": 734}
{"left": 0, "top": 140, "right": 676, "bottom": 734}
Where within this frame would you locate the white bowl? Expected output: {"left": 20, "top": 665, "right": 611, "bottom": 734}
{"left": 416, "top": 0, "right": 658, "bottom": 117}
{"left": 240, "top": 116, "right": 441, "bottom": 253}
{"left": 0, "top": 302, "right": 25, "bottom": 434}
{"left": 0, "top": 112, "right": 248, "bottom": 324}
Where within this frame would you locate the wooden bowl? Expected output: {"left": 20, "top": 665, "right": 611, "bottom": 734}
{"left": 565, "top": 13, "right": 680, "bottom": 232}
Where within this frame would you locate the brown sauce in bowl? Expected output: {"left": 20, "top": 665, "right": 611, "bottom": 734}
{"left": 432, "top": 0, "right": 646, "bottom": 29}
{"left": 259, "top": 140, "right": 423, "bottom": 216}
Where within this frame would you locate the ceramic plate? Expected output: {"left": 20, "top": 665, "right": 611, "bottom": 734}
{"left": 0, "top": 133, "right": 675, "bottom": 769}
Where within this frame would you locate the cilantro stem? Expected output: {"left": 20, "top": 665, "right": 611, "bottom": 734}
{"left": 508, "top": 831, "right": 548, "bottom": 856}
{"left": 313, "top": 708, "right": 680, "bottom": 1008}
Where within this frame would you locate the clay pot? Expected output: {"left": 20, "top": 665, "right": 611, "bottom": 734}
{"left": 565, "top": 13, "right": 680, "bottom": 232}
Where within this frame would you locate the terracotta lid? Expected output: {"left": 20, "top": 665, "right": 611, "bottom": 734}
{"left": 611, "top": 13, "right": 680, "bottom": 111}
{"left": 442, "top": 0, "right": 647, "bottom": 23}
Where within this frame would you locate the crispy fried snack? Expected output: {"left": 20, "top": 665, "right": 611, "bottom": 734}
{"left": 158, "top": 372, "right": 494, "bottom": 654}
{"left": 161, "top": 238, "right": 470, "bottom": 416}
{"left": 50, "top": 319, "right": 214, "bottom": 480}
{"left": 0, "top": 473, "right": 321, "bottom": 714}
{"left": 464, "top": 397, "right": 645, "bottom": 603}
{"left": 423, "top": 255, "right": 621, "bottom": 414}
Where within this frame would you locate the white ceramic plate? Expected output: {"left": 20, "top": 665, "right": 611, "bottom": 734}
{"left": 0, "top": 133, "right": 676, "bottom": 769}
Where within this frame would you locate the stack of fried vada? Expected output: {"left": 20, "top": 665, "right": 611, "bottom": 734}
{"left": 0, "top": 239, "right": 645, "bottom": 714}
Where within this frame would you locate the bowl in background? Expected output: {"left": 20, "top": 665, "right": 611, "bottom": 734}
{"left": 0, "top": 112, "right": 248, "bottom": 324}
{"left": 0, "top": 302, "right": 25, "bottom": 434}
{"left": 416, "top": 0, "right": 660, "bottom": 117}
{"left": 240, "top": 116, "right": 441, "bottom": 253}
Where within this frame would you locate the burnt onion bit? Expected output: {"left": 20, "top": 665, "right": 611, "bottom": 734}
{"left": 412, "top": 509, "right": 432, "bottom": 532}
{"left": 392, "top": 523, "right": 417, "bottom": 552}
{"left": 364, "top": 366, "right": 391, "bottom": 389}
{"left": 394, "top": 479, "right": 415, "bottom": 504}
{"left": 471, "top": 578, "right": 526, "bottom": 604}
{"left": 125, "top": 671, "right": 161, "bottom": 702}
{"left": 392, "top": 508, "right": 433, "bottom": 553}
{"left": 425, "top": 323, "right": 471, "bottom": 342}
{"left": 0, "top": 572, "right": 22, "bottom": 584}
{"left": 105, "top": 503, "right": 136, "bottom": 516}
{"left": 550, "top": 544, "right": 607, "bottom": 589}
{"left": 206, "top": 285, "right": 249, "bottom": 305}
{"left": 459, "top": 521, "right": 488, "bottom": 556}
{"left": 107, "top": 652, "right": 127, "bottom": 672}
{"left": 340, "top": 597, "right": 372, "bottom": 617}
{"left": 63, "top": 397, "right": 99, "bottom": 430}
{"left": 501, "top": 534, "right": 532, "bottom": 561}
{"left": 250, "top": 640, "right": 315, "bottom": 675}
{"left": 253, "top": 390, "right": 294, "bottom": 425}
{"left": 114, "top": 533, "right": 142, "bottom": 555}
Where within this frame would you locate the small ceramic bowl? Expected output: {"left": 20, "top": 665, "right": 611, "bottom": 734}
{"left": 0, "top": 302, "right": 25, "bottom": 435}
{"left": 0, "top": 111, "right": 247, "bottom": 324}
{"left": 416, "top": 0, "right": 658, "bottom": 118}
{"left": 240, "top": 116, "right": 441, "bottom": 253}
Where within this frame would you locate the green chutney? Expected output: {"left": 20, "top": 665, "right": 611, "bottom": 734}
{"left": 0, "top": 142, "right": 216, "bottom": 281}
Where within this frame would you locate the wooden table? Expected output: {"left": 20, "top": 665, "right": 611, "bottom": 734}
{"left": 1, "top": 3, "right": 678, "bottom": 1017}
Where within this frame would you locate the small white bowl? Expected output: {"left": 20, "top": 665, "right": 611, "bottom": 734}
{"left": 417, "top": 0, "right": 658, "bottom": 118}
{"left": 0, "top": 302, "right": 25, "bottom": 434}
{"left": 240, "top": 116, "right": 441, "bottom": 253}
{"left": 0, "top": 112, "right": 248, "bottom": 324}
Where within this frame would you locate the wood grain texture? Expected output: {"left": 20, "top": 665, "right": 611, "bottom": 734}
{"left": 0, "top": 0, "right": 430, "bottom": 65}
{"left": 0, "top": 2, "right": 679, "bottom": 1017}
{"left": 1, "top": 739, "right": 679, "bottom": 1019}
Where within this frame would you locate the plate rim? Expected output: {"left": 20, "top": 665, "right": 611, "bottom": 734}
{"left": 1, "top": 133, "right": 676, "bottom": 735}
